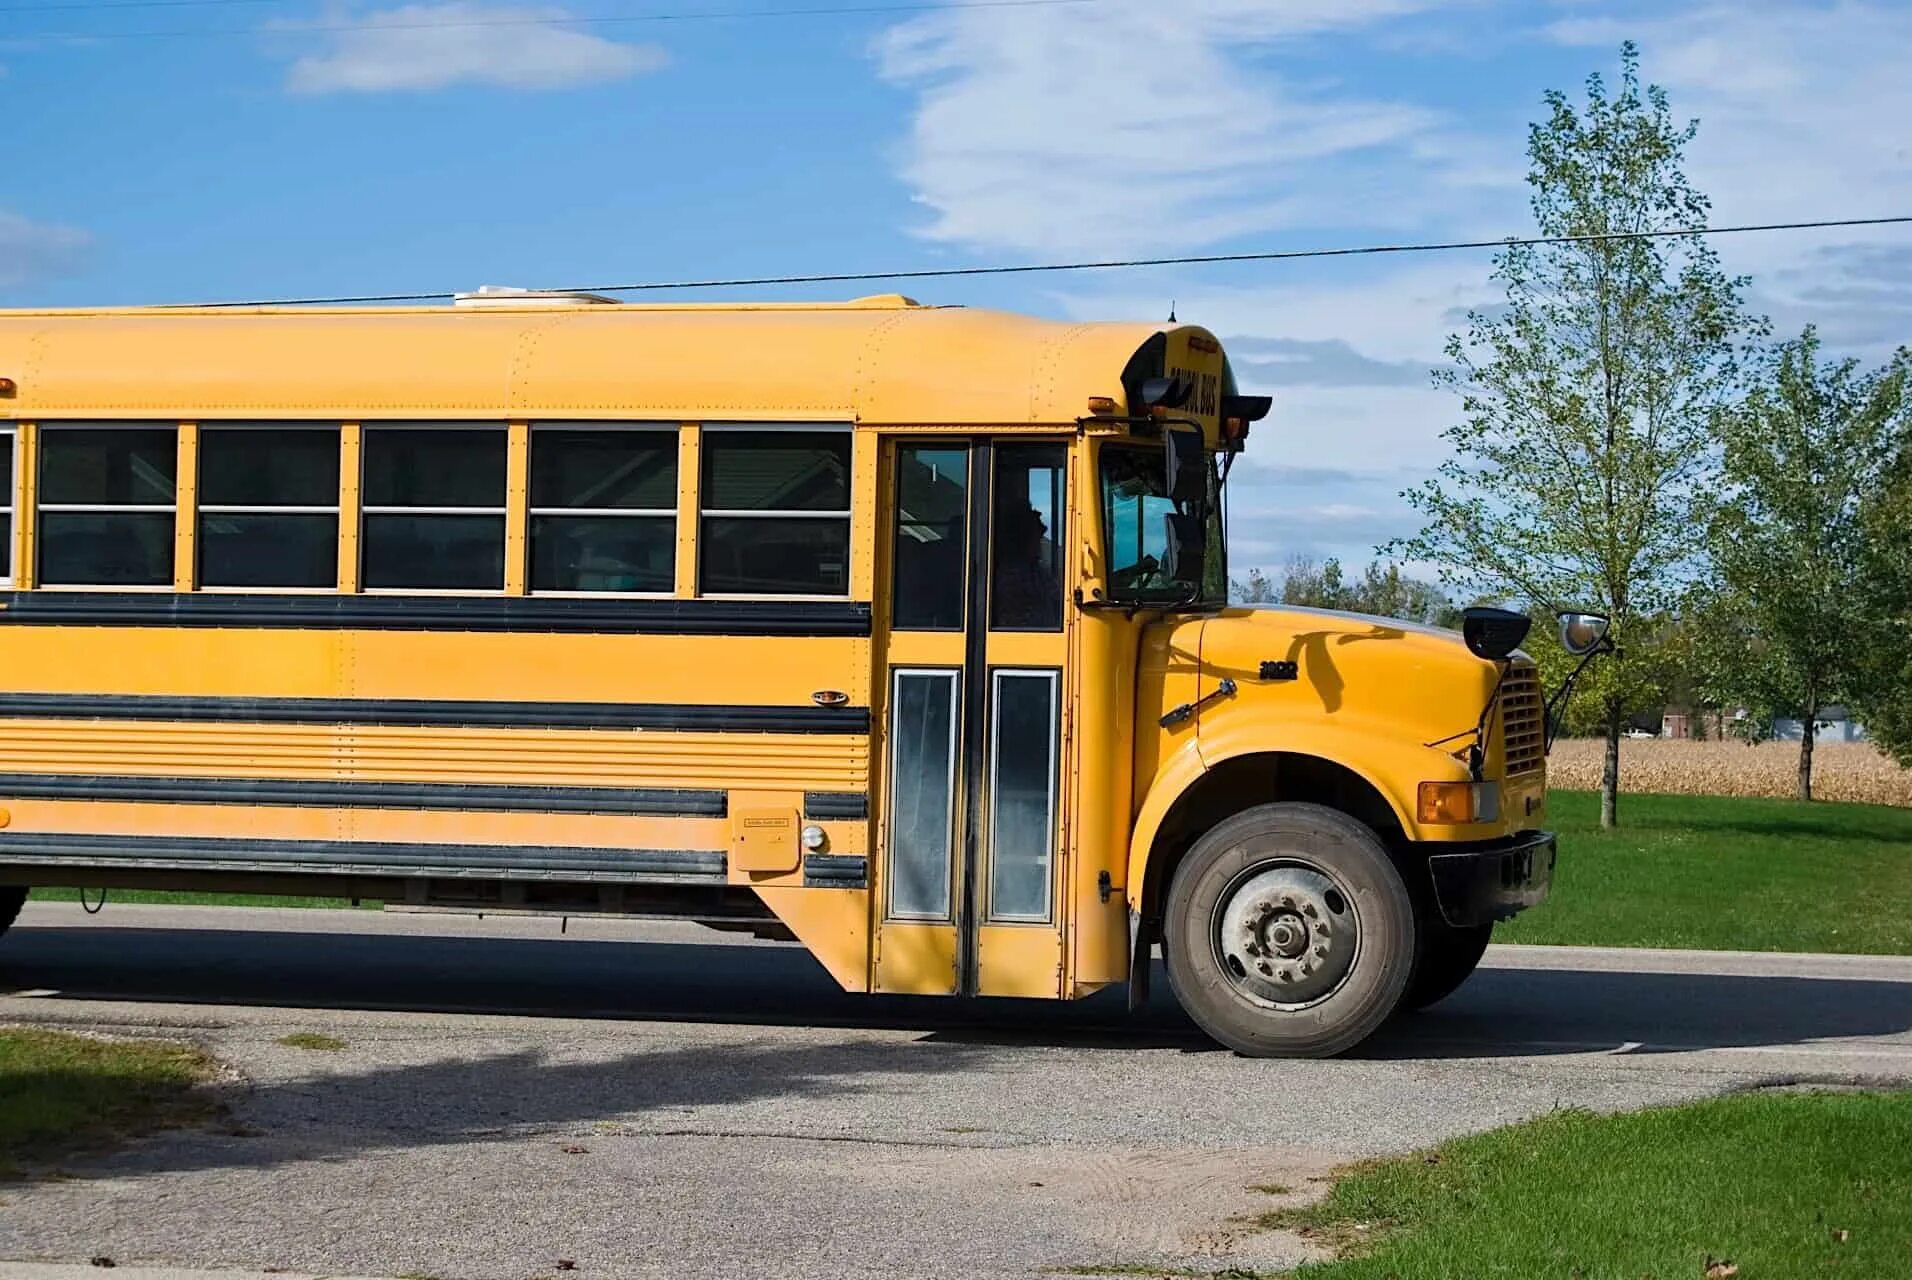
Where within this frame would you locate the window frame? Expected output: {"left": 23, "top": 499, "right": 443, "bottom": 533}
{"left": 0, "top": 425, "right": 14, "bottom": 587}
{"left": 195, "top": 423, "right": 342, "bottom": 594}
{"left": 358, "top": 421, "right": 510, "bottom": 596}
{"left": 34, "top": 421, "right": 180, "bottom": 592}
{"left": 527, "top": 422, "right": 679, "bottom": 599}
{"left": 697, "top": 422, "right": 855, "bottom": 600}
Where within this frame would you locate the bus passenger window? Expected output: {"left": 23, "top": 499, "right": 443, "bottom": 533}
{"left": 989, "top": 444, "right": 1064, "bottom": 631}
{"left": 530, "top": 427, "right": 676, "bottom": 593}
{"left": 0, "top": 429, "right": 12, "bottom": 584}
{"left": 892, "top": 445, "right": 967, "bottom": 630}
{"left": 699, "top": 428, "right": 851, "bottom": 596}
{"left": 38, "top": 425, "right": 178, "bottom": 587}
{"left": 362, "top": 427, "right": 507, "bottom": 591}
{"left": 198, "top": 427, "right": 341, "bottom": 589}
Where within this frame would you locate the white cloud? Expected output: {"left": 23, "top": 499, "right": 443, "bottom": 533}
{"left": 873, "top": 0, "right": 1489, "bottom": 256}
{"left": 285, "top": 3, "right": 665, "bottom": 94}
{"left": 0, "top": 209, "right": 91, "bottom": 290}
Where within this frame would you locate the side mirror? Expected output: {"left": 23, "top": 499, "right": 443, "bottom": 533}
{"left": 1163, "top": 428, "right": 1206, "bottom": 506}
{"left": 1461, "top": 607, "right": 1532, "bottom": 661}
{"left": 1161, "top": 511, "right": 1206, "bottom": 585}
{"left": 1559, "top": 612, "right": 1612, "bottom": 656}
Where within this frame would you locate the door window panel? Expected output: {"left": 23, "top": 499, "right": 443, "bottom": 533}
{"left": 987, "top": 669, "right": 1059, "bottom": 922}
{"left": 887, "top": 669, "right": 959, "bottom": 921}
{"left": 892, "top": 444, "right": 968, "bottom": 630}
{"left": 989, "top": 444, "right": 1065, "bottom": 631}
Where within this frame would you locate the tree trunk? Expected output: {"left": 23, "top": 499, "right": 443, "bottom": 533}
{"left": 1797, "top": 702, "right": 1817, "bottom": 803}
{"left": 1601, "top": 701, "right": 1623, "bottom": 830}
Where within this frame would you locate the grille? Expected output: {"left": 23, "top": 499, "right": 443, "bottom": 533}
{"left": 1499, "top": 664, "right": 1545, "bottom": 778}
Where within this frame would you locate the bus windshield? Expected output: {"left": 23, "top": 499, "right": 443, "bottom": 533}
{"left": 1098, "top": 444, "right": 1225, "bottom": 605}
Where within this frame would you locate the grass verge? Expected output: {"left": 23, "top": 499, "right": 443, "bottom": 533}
{"left": 1499, "top": 790, "right": 1912, "bottom": 954}
{"left": 0, "top": 1027, "right": 222, "bottom": 1178}
{"left": 1266, "top": 1088, "right": 1911, "bottom": 1279}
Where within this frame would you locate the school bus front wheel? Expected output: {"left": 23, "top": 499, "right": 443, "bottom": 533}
{"left": 1163, "top": 803, "right": 1418, "bottom": 1058}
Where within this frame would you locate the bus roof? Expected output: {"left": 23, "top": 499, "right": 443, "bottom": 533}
{"left": 0, "top": 296, "right": 1224, "bottom": 428}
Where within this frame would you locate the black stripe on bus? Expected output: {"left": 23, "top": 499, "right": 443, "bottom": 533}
{"left": 0, "top": 774, "right": 729, "bottom": 817}
{"left": 0, "top": 693, "right": 870, "bottom": 735}
{"left": 0, "top": 592, "right": 872, "bottom": 637}
{"left": 803, "top": 792, "right": 869, "bottom": 820}
{"left": 802, "top": 854, "right": 868, "bottom": 888}
{"left": 0, "top": 831, "right": 728, "bottom": 883}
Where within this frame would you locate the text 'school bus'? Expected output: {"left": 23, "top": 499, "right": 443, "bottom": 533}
{"left": 0, "top": 291, "right": 1563, "bottom": 1056}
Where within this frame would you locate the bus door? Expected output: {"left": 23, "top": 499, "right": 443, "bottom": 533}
{"left": 873, "top": 438, "right": 1072, "bottom": 997}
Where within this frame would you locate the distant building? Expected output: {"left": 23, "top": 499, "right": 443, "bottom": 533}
{"left": 1772, "top": 706, "right": 1868, "bottom": 743}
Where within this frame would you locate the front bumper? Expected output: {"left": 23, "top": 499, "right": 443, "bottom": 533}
{"left": 1425, "top": 829, "right": 1556, "bottom": 928}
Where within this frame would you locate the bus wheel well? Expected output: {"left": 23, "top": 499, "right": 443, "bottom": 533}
{"left": 1138, "top": 752, "right": 1407, "bottom": 939}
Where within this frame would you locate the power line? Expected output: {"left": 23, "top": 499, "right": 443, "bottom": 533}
{"left": 173, "top": 215, "right": 1912, "bottom": 309}
{"left": 8, "top": 0, "right": 1089, "bottom": 38}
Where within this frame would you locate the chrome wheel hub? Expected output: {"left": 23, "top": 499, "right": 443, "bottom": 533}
{"left": 1215, "top": 864, "right": 1358, "bottom": 1007}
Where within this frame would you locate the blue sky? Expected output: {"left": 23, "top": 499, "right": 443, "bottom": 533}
{"left": 6, "top": 0, "right": 1910, "bottom": 579}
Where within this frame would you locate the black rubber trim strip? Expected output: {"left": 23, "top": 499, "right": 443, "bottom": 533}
{"left": 957, "top": 438, "right": 992, "bottom": 997}
{"left": 803, "top": 791, "right": 869, "bottom": 820}
{"left": 0, "top": 774, "right": 729, "bottom": 817}
{"left": 803, "top": 853, "right": 868, "bottom": 887}
{"left": 0, "top": 591, "right": 872, "bottom": 637}
{"left": 0, "top": 832, "right": 727, "bottom": 883}
{"left": 0, "top": 693, "right": 869, "bottom": 735}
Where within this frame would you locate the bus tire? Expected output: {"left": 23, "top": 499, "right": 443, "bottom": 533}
{"left": 0, "top": 887, "right": 25, "bottom": 941}
{"left": 1164, "top": 802, "right": 1415, "bottom": 1058}
{"left": 1402, "top": 921, "right": 1493, "bottom": 1011}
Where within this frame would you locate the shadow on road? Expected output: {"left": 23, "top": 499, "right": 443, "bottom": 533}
{"left": 4, "top": 923, "right": 1908, "bottom": 1062}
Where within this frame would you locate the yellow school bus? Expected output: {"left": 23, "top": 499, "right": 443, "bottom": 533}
{"left": 0, "top": 292, "right": 1576, "bottom": 1056}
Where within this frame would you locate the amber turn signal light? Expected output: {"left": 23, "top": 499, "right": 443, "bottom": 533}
{"left": 0, "top": 377, "right": 16, "bottom": 396}
{"left": 1418, "top": 781, "right": 1499, "bottom": 825}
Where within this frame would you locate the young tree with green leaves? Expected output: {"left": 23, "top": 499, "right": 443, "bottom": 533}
{"left": 1695, "top": 329, "right": 1909, "bottom": 800}
{"left": 1851, "top": 393, "right": 1912, "bottom": 766}
{"left": 1391, "top": 45, "right": 1755, "bottom": 829}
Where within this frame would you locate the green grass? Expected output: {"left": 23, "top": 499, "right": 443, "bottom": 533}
{"left": 0, "top": 1028, "right": 221, "bottom": 1178}
{"left": 1499, "top": 790, "right": 1912, "bottom": 954}
{"left": 1264, "top": 1088, "right": 1912, "bottom": 1280}
{"left": 276, "top": 1032, "right": 347, "bottom": 1052}
{"left": 31, "top": 887, "right": 377, "bottom": 909}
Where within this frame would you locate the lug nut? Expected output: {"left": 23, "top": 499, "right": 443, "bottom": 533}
{"left": 1278, "top": 968, "right": 1294, "bottom": 983}
{"left": 1302, "top": 902, "right": 1319, "bottom": 918}
{"left": 1314, "top": 945, "right": 1329, "bottom": 959}
{"left": 1256, "top": 961, "right": 1272, "bottom": 976}
{"left": 1315, "top": 922, "right": 1330, "bottom": 936}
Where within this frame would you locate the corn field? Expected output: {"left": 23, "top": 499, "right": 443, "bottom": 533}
{"left": 1548, "top": 739, "right": 1912, "bottom": 807}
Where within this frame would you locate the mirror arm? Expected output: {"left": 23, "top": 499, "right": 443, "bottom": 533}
{"left": 1543, "top": 639, "right": 1615, "bottom": 753}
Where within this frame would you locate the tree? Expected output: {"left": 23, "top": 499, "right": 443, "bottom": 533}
{"left": 1694, "top": 329, "right": 1909, "bottom": 800}
{"left": 1229, "top": 567, "right": 1277, "bottom": 603}
{"left": 1390, "top": 45, "right": 1755, "bottom": 829}
{"left": 1851, "top": 395, "right": 1912, "bottom": 765}
{"left": 1279, "top": 555, "right": 1348, "bottom": 609}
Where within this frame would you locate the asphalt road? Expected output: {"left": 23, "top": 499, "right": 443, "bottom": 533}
{"left": 2, "top": 902, "right": 1909, "bottom": 1280}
